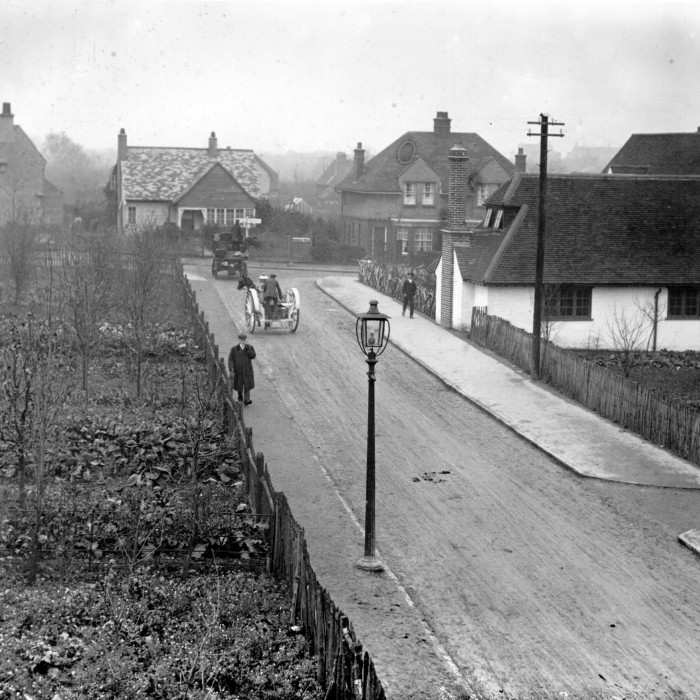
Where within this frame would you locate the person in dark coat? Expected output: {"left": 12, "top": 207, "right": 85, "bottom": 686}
{"left": 228, "top": 332, "right": 256, "bottom": 405}
{"left": 402, "top": 272, "right": 417, "bottom": 318}
{"left": 262, "top": 273, "right": 283, "bottom": 320}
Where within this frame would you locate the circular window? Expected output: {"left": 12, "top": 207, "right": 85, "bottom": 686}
{"left": 397, "top": 140, "right": 416, "bottom": 164}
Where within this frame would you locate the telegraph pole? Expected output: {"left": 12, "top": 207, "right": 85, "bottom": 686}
{"left": 527, "top": 114, "right": 564, "bottom": 380}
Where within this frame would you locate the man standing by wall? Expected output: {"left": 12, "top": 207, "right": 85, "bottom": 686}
{"left": 402, "top": 271, "right": 417, "bottom": 318}
{"left": 228, "top": 332, "right": 256, "bottom": 405}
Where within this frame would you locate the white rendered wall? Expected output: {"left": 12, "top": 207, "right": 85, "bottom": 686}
{"left": 473, "top": 284, "right": 699, "bottom": 351}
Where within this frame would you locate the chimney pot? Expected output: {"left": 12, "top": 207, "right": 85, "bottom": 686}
{"left": 208, "top": 132, "right": 218, "bottom": 157}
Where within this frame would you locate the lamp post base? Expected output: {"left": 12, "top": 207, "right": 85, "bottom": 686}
{"left": 355, "top": 554, "right": 384, "bottom": 572}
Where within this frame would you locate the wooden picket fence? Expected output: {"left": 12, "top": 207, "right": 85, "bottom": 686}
{"left": 470, "top": 307, "right": 700, "bottom": 467}
{"left": 177, "top": 260, "right": 387, "bottom": 700}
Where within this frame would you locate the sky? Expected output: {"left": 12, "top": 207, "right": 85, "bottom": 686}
{"left": 3, "top": 0, "right": 700, "bottom": 161}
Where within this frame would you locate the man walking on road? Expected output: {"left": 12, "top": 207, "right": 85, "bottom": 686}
{"left": 402, "top": 271, "right": 417, "bottom": 318}
{"left": 228, "top": 332, "right": 256, "bottom": 405}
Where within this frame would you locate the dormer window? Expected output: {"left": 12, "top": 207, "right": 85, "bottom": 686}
{"left": 404, "top": 182, "right": 416, "bottom": 206}
{"left": 493, "top": 209, "right": 504, "bottom": 229}
{"left": 483, "top": 208, "right": 493, "bottom": 227}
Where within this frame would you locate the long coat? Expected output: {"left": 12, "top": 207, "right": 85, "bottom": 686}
{"left": 228, "top": 343, "right": 256, "bottom": 392}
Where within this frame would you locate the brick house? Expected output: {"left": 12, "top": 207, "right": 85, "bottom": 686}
{"left": 108, "top": 129, "right": 278, "bottom": 235}
{"left": 335, "top": 111, "right": 518, "bottom": 263}
{"left": 604, "top": 129, "right": 700, "bottom": 174}
{"left": 437, "top": 170, "right": 700, "bottom": 351}
{"left": 0, "top": 102, "right": 63, "bottom": 225}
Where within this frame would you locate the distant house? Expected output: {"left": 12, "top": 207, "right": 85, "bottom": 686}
{"left": 316, "top": 152, "right": 354, "bottom": 217}
{"left": 438, "top": 169, "right": 700, "bottom": 351}
{"left": 336, "top": 111, "right": 518, "bottom": 262}
{"left": 604, "top": 129, "right": 700, "bottom": 174}
{"left": 564, "top": 145, "right": 620, "bottom": 174}
{"left": 284, "top": 197, "right": 313, "bottom": 215}
{"left": 0, "top": 102, "right": 63, "bottom": 225}
{"left": 108, "top": 129, "right": 278, "bottom": 235}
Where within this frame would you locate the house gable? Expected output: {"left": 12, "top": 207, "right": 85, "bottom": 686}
{"left": 398, "top": 157, "right": 440, "bottom": 186}
{"left": 471, "top": 157, "right": 510, "bottom": 186}
{"left": 175, "top": 163, "right": 254, "bottom": 208}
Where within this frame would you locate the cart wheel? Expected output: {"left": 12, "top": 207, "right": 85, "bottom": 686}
{"left": 211, "top": 260, "right": 218, "bottom": 278}
{"left": 245, "top": 293, "right": 256, "bottom": 334}
{"left": 290, "top": 308, "right": 300, "bottom": 333}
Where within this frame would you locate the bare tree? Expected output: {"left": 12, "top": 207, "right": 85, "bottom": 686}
{"left": 0, "top": 310, "right": 71, "bottom": 582}
{"left": 118, "top": 224, "right": 168, "bottom": 398}
{"left": 171, "top": 363, "right": 230, "bottom": 483}
{"left": 604, "top": 305, "right": 652, "bottom": 377}
{"left": 0, "top": 218, "right": 41, "bottom": 305}
{"left": 1, "top": 319, "right": 34, "bottom": 509}
{"left": 63, "top": 236, "right": 114, "bottom": 406}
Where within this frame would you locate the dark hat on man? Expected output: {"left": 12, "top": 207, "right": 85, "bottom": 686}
{"left": 408, "top": 272, "right": 414, "bottom": 278}
{"left": 238, "top": 332, "right": 247, "bottom": 340}
{"left": 270, "top": 274, "right": 276, "bottom": 278}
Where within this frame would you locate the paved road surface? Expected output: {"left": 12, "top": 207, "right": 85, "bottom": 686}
{"left": 184, "top": 261, "right": 700, "bottom": 700}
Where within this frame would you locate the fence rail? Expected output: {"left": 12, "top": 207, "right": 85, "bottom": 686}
{"left": 177, "top": 260, "right": 386, "bottom": 700}
{"left": 470, "top": 307, "right": 700, "bottom": 467}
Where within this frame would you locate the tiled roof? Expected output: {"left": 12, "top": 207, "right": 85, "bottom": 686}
{"left": 121, "top": 147, "right": 261, "bottom": 201}
{"left": 317, "top": 156, "right": 354, "bottom": 188}
{"left": 337, "top": 130, "right": 515, "bottom": 193}
{"left": 454, "top": 232, "right": 505, "bottom": 281}
{"left": 604, "top": 132, "right": 700, "bottom": 174}
{"left": 471, "top": 173, "right": 700, "bottom": 286}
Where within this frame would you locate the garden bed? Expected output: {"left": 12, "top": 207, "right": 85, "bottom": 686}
{"left": 0, "top": 260, "right": 323, "bottom": 699}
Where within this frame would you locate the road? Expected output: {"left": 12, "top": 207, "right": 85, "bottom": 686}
{"left": 185, "top": 260, "right": 700, "bottom": 700}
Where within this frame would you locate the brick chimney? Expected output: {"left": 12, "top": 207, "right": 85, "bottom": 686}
{"left": 515, "top": 147, "right": 527, "bottom": 173}
{"left": 208, "top": 131, "right": 218, "bottom": 157}
{"left": 439, "top": 143, "right": 470, "bottom": 329}
{"left": 354, "top": 142, "right": 365, "bottom": 180}
{"left": 336, "top": 151, "right": 347, "bottom": 161}
{"left": 433, "top": 111, "right": 451, "bottom": 136}
{"left": 446, "top": 144, "right": 470, "bottom": 230}
{"left": 0, "top": 102, "right": 15, "bottom": 144}
{"left": 117, "top": 128, "right": 127, "bottom": 161}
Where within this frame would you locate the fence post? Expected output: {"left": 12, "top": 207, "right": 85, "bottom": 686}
{"left": 255, "top": 452, "right": 265, "bottom": 513}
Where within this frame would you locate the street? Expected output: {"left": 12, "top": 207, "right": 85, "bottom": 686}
{"left": 185, "top": 260, "right": 700, "bottom": 700}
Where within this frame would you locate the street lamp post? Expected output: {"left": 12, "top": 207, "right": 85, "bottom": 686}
{"left": 355, "top": 300, "right": 390, "bottom": 571}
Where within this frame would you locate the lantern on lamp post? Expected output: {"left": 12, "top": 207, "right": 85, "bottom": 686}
{"left": 355, "top": 300, "right": 390, "bottom": 571}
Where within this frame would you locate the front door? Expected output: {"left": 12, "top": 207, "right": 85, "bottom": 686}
{"left": 181, "top": 211, "right": 195, "bottom": 232}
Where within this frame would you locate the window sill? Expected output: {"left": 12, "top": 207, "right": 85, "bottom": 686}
{"left": 666, "top": 316, "right": 700, "bottom": 321}
{"left": 547, "top": 317, "right": 592, "bottom": 322}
